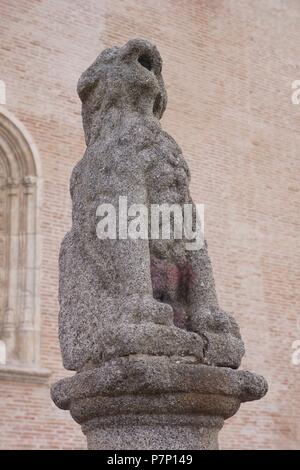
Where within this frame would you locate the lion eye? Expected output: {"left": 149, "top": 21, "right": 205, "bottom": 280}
{"left": 138, "top": 54, "right": 152, "bottom": 71}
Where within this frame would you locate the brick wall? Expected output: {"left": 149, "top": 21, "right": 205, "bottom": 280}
{"left": 0, "top": 0, "right": 299, "bottom": 449}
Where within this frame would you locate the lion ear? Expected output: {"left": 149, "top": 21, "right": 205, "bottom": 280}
{"left": 153, "top": 77, "right": 167, "bottom": 120}
{"left": 77, "top": 48, "right": 118, "bottom": 102}
{"left": 77, "top": 69, "right": 99, "bottom": 102}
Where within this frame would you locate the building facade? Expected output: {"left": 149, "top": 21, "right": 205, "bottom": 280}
{"left": 0, "top": 0, "right": 299, "bottom": 449}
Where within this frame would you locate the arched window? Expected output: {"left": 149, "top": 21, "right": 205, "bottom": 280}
{"left": 0, "top": 106, "right": 41, "bottom": 368}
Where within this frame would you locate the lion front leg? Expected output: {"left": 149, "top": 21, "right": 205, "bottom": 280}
{"left": 186, "top": 241, "right": 245, "bottom": 368}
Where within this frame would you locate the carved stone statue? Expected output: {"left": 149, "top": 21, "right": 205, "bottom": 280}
{"left": 51, "top": 39, "right": 267, "bottom": 450}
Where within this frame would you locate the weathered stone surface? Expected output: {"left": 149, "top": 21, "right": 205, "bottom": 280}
{"left": 52, "top": 355, "right": 267, "bottom": 409}
{"left": 51, "top": 38, "right": 267, "bottom": 449}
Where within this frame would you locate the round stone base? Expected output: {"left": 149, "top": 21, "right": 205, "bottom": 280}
{"left": 51, "top": 355, "right": 268, "bottom": 450}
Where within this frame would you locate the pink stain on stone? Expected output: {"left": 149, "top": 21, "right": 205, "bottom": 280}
{"left": 150, "top": 257, "right": 196, "bottom": 329}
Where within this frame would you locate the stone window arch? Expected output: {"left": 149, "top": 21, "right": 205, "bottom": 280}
{"left": 0, "top": 106, "right": 41, "bottom": 368}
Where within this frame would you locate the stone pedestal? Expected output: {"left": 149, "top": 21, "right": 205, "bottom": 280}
{"left": 51, "top": 356, "right": 267, "bottom": 450}
{"left": 83, "top": 416, "right": 222, "bottom": 450}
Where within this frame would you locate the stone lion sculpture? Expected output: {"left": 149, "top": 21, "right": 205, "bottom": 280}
{"left": 52, "top": 39, "right": 267, "bottom": 450}
{"left": 59, "top": 38, "right": 244, "bottom": 372}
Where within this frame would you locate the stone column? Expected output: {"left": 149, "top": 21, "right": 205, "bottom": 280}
{"left": 18, "top": 176, "right": 38, "bottom": 365}
{"left": 2, "top": 178, "right": 19, "bottom": 361}
{"left": 51, "top": 38, "right": 267, "bottom": 450}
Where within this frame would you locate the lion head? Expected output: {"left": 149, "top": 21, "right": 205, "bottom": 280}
{"left": 77, "top": 38, "right": 167, "bottom": 144}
